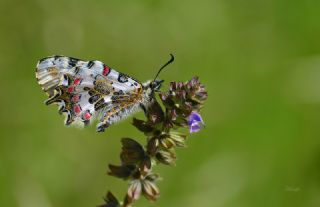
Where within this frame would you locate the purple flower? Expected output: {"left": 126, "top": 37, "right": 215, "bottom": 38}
{"left": 188, "top": 112, "right": 205, "bottom": 133}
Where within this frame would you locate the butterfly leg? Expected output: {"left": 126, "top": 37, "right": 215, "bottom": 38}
{"left": 139, "top": 103, "right": 147, "bottom": 116}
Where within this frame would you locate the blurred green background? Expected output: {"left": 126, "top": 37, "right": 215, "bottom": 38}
{"left": 1, "top": 0, "right": 320, "bottom": 206}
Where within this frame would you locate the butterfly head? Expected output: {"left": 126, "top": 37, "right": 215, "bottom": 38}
{"left": 150, "top": 79, "right": 164, "bottom": 91}
{"left": 142, "top": 79, "right": 164, "bottom": 94}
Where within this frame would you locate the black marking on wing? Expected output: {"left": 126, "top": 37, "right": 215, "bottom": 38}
{"left": 38, "top": 57, "right": 48, "bottom": 63}
{"left": 63, "top": 74, "right": 72, "bottom": 85}
{"left": 69, "top": 57, "right": 79, "bottom": 67}
{"left": 45, "top": 91, "right": 62, "bottom": 105}
{"left": 97, "top": 123, "right": 109, "bottom": 132}
{"left": 118, "top": 73, "right": 128, "bottom": 83}
{"left": 54, "top": 55, "right": 63, "bottom": 60}
{"left": 94, "top": 99, "right": 109, "bottom": 111}
{"left": 113, "top": 90, "right": 124, "bottom": 96}
{"left": 88, "top": 94, "right": 101, "bottom": 104}
{"left": 88, "top": 90, "right": 96, "bottom": 96}
{"left": 74, "top": 67, "right": 81, "bottom": 74}
{"left": 65, "top": 114, "right": 72, "bottom": 125}
{"left": 87, "top": 61, "right": 94, "bottom": 68}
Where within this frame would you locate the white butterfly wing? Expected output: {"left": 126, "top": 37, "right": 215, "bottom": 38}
{"left": 36, "top": 55, "right": 143, "bottom": 131}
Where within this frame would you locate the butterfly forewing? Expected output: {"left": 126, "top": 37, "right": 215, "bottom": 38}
{"left": 36, "top": 55, "right": 143, "bottom": 131}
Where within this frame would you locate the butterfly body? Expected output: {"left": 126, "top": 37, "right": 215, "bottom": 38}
{"left": 36, "top": 55, "right": 161, "bottom": 132}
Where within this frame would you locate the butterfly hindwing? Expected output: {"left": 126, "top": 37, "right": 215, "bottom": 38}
{"left": 36, "top": 55, "right": 143, "bottom": 131}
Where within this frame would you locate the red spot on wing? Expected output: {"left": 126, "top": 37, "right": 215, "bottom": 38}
{"left": 83, "top": 112, "right": 91, "bottom": 120}
{"left": 68, "top": 87, "right": 74, "bottom": 93}
{"left": 72, "top": 95, "right": 80, "bottom": 102}
{"left": 73, "top": 78, "right": 81, "bottom": 85}
{"left": 103, "top": 65, "right": 110, "bottom": 76}
{"left": 74, "top": 105, "right": 81, "bottom": 114}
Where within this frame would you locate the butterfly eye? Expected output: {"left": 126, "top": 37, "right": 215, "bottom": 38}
{"left": 151, "top": 80, "right": 164, "bottom": 91}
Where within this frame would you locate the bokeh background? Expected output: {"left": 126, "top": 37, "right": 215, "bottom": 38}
{"left": 1, "top": 0, "right": 320, "bottom": 206}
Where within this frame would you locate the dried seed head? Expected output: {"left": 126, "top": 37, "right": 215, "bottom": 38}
{"left": 142, "top": 179, "right": 160, "bottom": 201}
{"left": 98, "top": 191, "right": 120, "bottom": 207}
{"left": 127, "top": 180, "right": 142, "bottom": 202}
{"left": 155, "top": 149, "right": 176, "bottom": 165}
{"left": 108, "top": 164, "right": 136, "bottom": 179}
{"left": 120, "top": 138, "right": 146, "bottom": 165}
{"left": 159, "top": 76, "right": 207, "bottom": 129}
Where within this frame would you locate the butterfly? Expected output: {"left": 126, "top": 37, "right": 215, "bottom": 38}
{"left": 36, "top": 54, "right": 174, "bottom": 132}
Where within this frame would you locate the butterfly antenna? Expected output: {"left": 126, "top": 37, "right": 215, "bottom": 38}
{"left": 153, "top": 54, "right": 174, "bottom": 81}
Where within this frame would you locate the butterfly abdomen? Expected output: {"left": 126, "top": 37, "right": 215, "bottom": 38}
{"left": 97, "top": 102, "right": 141, "bottom": 132}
